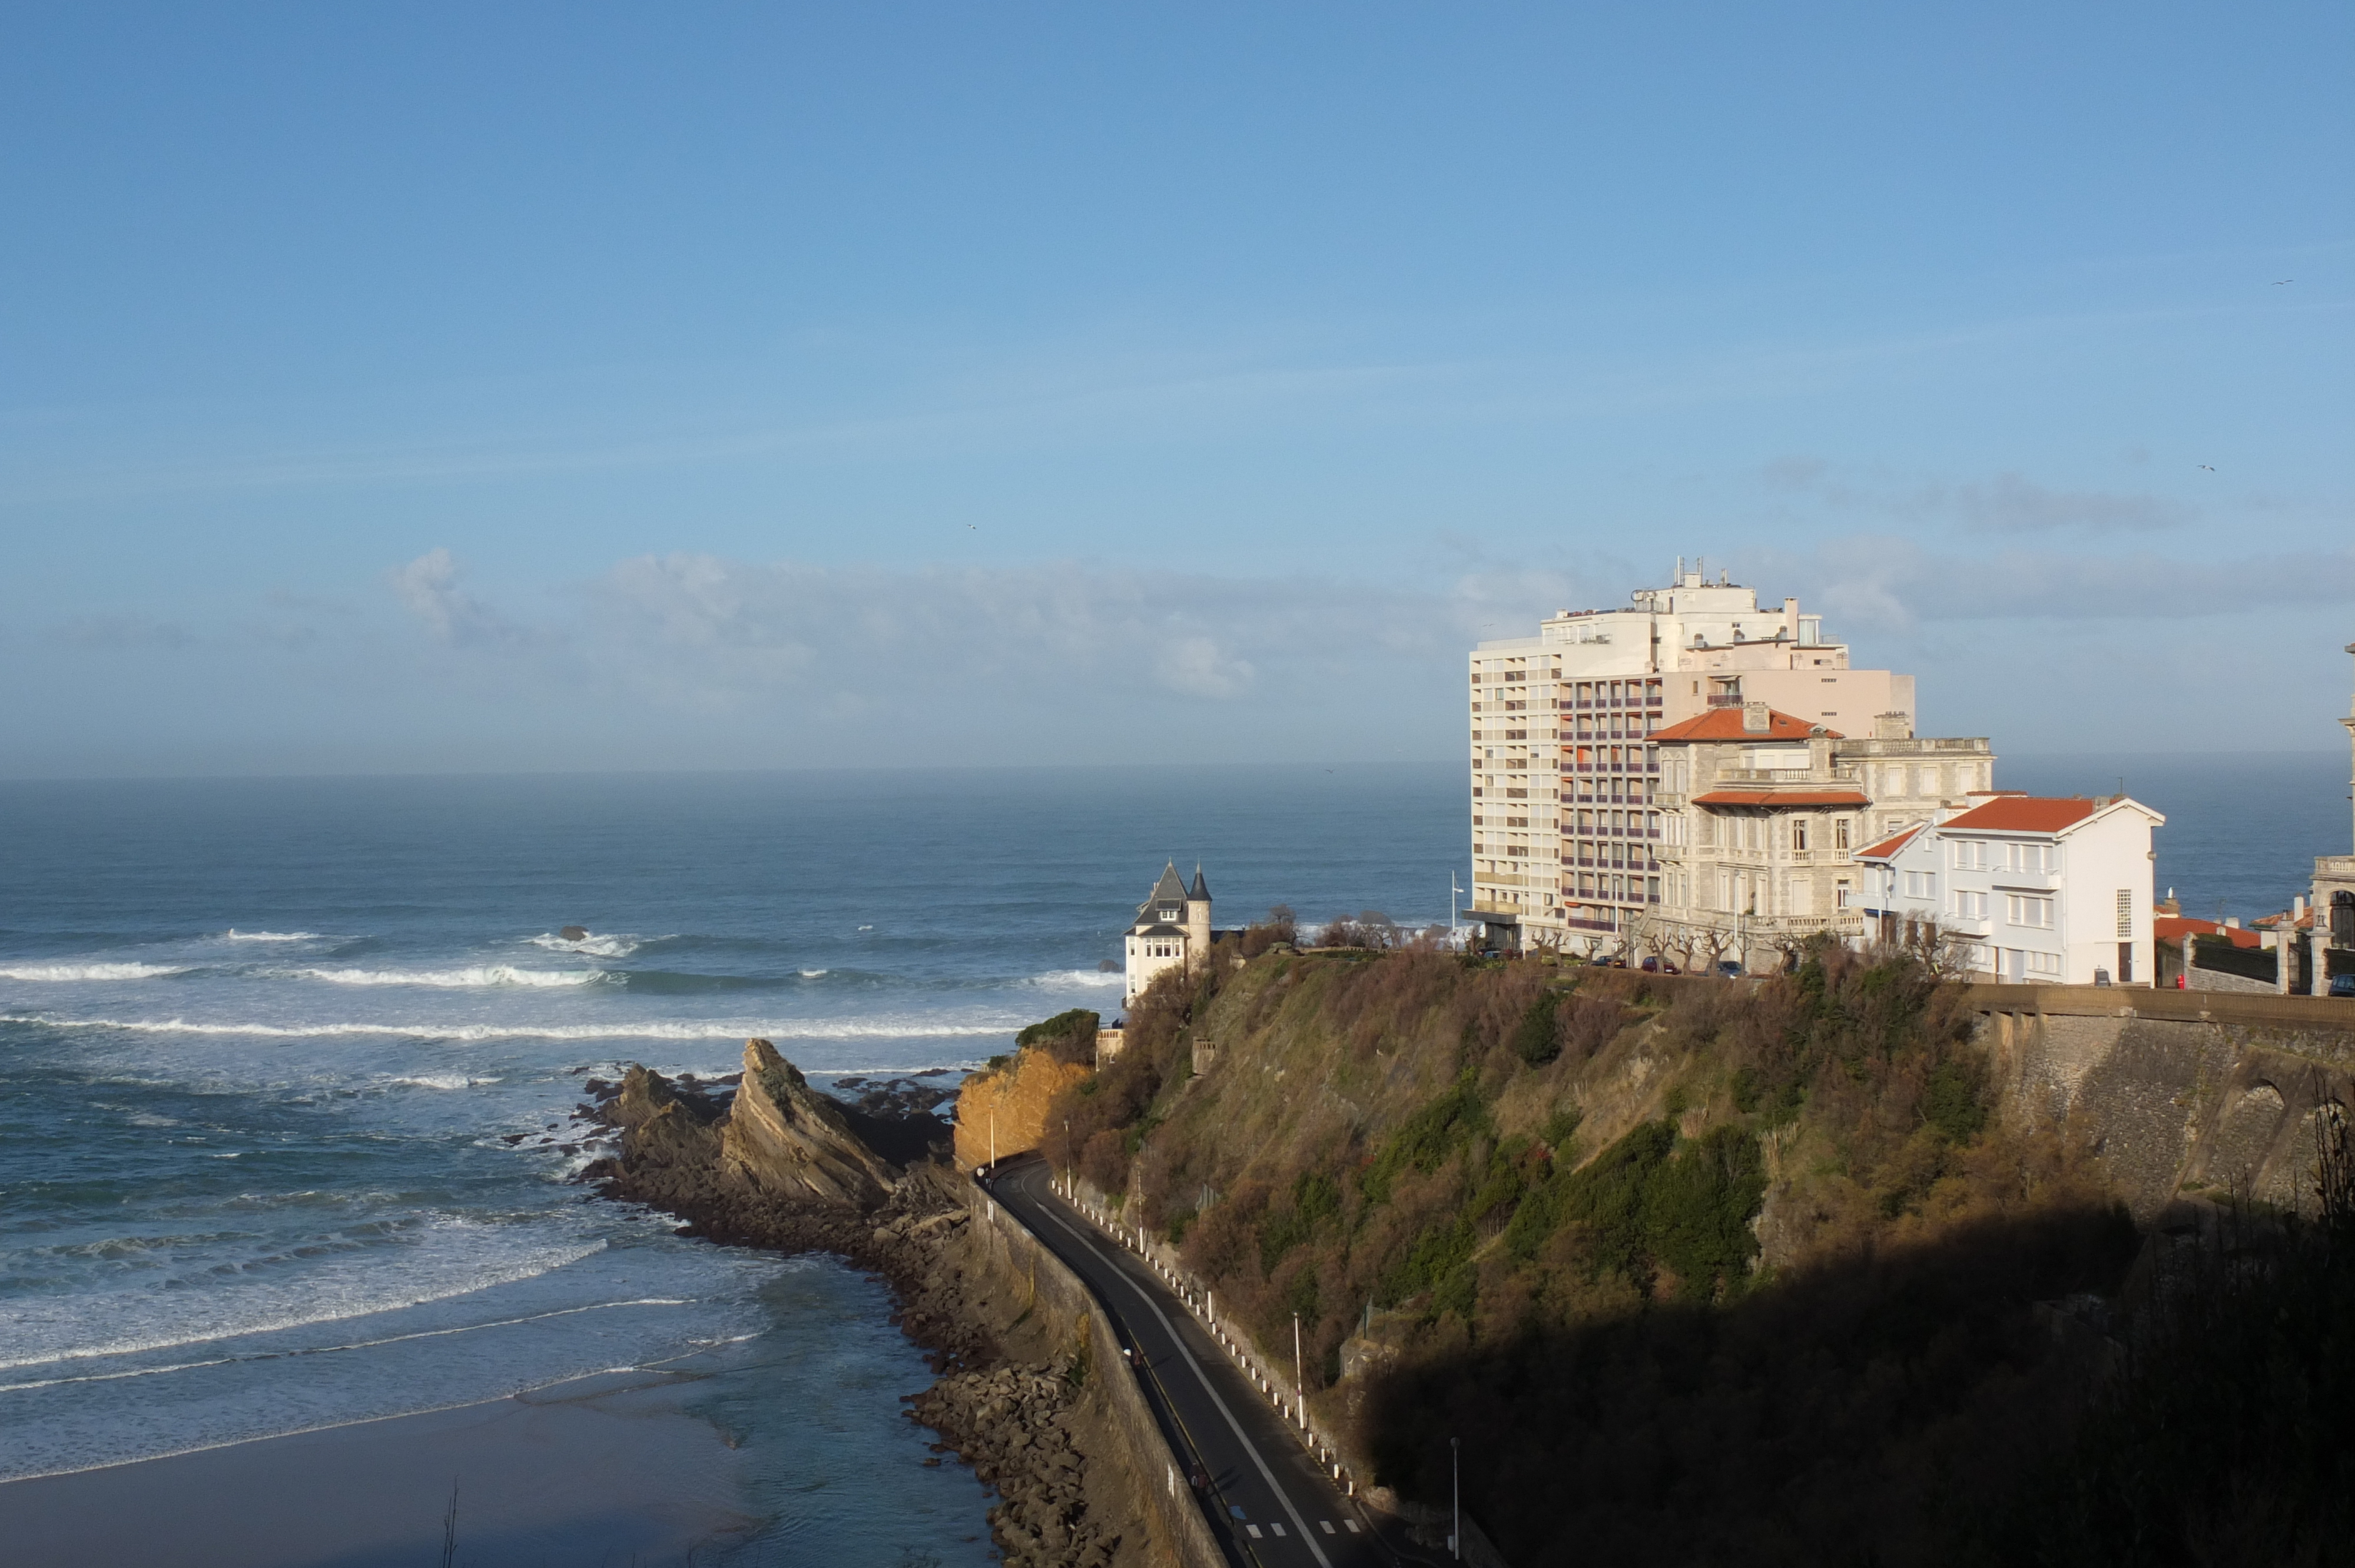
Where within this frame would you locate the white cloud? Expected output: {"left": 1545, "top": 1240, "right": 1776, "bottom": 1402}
{"left": 389, "top": 548, "right": 529, "bottom": 648}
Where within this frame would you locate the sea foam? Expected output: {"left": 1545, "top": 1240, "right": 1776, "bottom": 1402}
{"left": 8, "top": 1013, "right": 1020, "bottom": 1042}
{"left": 527, "top": 932, "right": 645, "bottom": 958}
{"left": 1023, "top": 968, "right": 1125, "bottom": 991}
{"left": 0, "top": 963, "right": 189, "bottom": 982}
{"left": 290, "top": 965, "right": 605, "bottom": 989}
{"left": 221, "top": 930, "right": 323, "bottom": 942}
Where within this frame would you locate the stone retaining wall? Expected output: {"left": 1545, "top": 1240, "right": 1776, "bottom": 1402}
{"left": 957, "top": 1180, "right": 1229, "bottom": 1568}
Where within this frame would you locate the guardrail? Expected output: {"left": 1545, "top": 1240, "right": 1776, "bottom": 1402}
{"left": 1058, "top": 1179, "right": 1364, "bottom": 1497}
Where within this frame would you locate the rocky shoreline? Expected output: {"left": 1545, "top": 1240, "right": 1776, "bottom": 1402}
{"left": 577, "top": 1042, "right": 1142, "bottom": 1568}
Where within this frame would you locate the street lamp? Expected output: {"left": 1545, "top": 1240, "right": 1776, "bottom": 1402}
{"left": 1451, "top": 1435, "right": 1460, "bottom": 1561}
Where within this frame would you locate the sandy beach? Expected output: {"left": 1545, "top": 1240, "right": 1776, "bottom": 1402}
{"left": 0, "top": 1368, "right": 768, "bottom": 1568}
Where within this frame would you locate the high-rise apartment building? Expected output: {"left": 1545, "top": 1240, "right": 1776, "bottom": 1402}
{"left": 1466, "top": 563, "right": 1925, "bottom": 955}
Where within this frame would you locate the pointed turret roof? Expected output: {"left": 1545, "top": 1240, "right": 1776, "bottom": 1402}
{"left": 1190, "top": 865, "right": 1210, "bottom": 902}
{"left": 1149, "top": 862, "right": 1188, "bottom": 905}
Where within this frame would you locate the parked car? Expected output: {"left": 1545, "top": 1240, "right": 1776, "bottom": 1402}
{"left": 1714, "top": 960, "right": 1744, "bottom": 979}
{"left": 1588, "top": 953, "right": 1625, "bottom": 968}
{"left": 2331, "top": 972, "right": 2355, "bottom": 999}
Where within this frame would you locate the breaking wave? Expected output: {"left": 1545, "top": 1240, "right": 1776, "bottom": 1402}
{"left": 1023, "top": 969, "right": 1125, "bottom": 991}
{"left": 221, "top": 931, "right": 322, "bottom": 942}
{"left": 6, "top": 1013, "right": 1018, "bottom": 1043}
{"left": 0, "top": 1227, "right": 611, "bottom": 1375}
{"left": 0, "top": 963, "right": 190, "bottom": 982}
{"left": 290, "top": 966, "right": 606, "bottom": 989}
{"left": 527, "top": 932, "right": 646, "bottom": 959}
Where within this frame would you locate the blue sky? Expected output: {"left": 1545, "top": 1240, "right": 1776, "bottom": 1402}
{"left": 2, "top": 2, "right": 2349, "bottom": 776}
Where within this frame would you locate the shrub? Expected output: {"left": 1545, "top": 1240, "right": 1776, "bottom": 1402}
{"left": 1016, "top": 1008, "right": 1099, "bottom": 1066}
{"left": 1511, "top": 990, "right": 1564, "bottom": 1065}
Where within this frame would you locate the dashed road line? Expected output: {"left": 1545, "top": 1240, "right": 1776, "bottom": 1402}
{"left": 1016, "top": 1170, "right": 1337, "bottom": 1568}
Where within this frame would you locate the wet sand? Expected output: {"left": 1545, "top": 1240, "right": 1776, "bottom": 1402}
{"left": 0, "top": 1370, "right": 762, "bottom": 1568}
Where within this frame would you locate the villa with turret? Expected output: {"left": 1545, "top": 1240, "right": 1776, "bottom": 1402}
{"left": 1123, "top": 863, "right": 1229, "bottom": 1004}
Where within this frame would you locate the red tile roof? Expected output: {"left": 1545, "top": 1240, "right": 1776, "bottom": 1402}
{"left": 1855, "top": 825, "right": 1925, "bottom": 861}
{"left": 1691, "top": 789, "right": 1871, "bottom": 807}
{"left": 1936, "top": 795, "right": 2102, "bottom": 833}
{"left": 1650, "top": 707, "right": 1841, "bottom": 743}
{"left": 2157, "top": 916, "right": 2263, "bottom": 949}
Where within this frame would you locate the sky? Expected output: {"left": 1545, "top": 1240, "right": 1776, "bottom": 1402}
{"left": 2, "top": 2, "right": 2350, "bottom": 777}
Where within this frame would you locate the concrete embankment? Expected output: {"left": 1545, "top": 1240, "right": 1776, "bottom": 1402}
{"left": 945, "top": 1174, "right": 1228, "bottom": 1568}
{"left": 1965, "top": 984, "right": 2355, "bottom": 1220}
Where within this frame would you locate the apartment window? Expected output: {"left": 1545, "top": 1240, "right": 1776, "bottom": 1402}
{"left": 2006, "top": 895, "right": 2054, "bottom": 929}
{"left": 2026, "top": 951, "right": 2062, "bottom": 978}
{"left": 1952, "top": 841, "right": 1987, "bottom": 871}
{"left": 1792, "top": 818, "right": 1810, "bottom": 852}
{"left": 1836, "top": 879, "right": 1852, "bottom": 909}
{"left": 1835, "top": 818, "right": 1852, "bottom": 850}
{"left": 1949, "top": 889, "right": 1989, "bottom": 919}
{"left": 2115, "top": 888, "right": 2132, "bottom": 939}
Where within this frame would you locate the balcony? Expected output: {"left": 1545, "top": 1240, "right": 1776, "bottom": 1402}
{"left": 1707, "top": 694, "right": 1746, "bottom": 707}
{"left": 1711, "top": 768, "right": 1822, "bottom": 783}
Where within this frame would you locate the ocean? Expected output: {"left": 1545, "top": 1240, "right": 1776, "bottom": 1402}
{"left": 0, "top": 765, "right": 1466, "bottom": 1561}
{"left": 0, "top": 753, "right": 2340, "bottom": 1557}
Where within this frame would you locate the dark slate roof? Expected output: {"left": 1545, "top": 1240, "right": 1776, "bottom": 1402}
{"left": 1149, "top": 862, "right": 1188, "bottom": 905}
{"left": 1190, "top": 866, "right": 1210, "bottom": 902}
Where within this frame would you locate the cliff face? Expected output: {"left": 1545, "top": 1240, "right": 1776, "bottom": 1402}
{"left": 953, "top": 1046, "right": 1093, "bottom": 1170}
{"left": 721, "top": 1038, "right": 903, "bottom": 1208}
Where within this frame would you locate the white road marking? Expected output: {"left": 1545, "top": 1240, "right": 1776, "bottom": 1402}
{"left": 1248, "top": 1524, "right": 1264, "bottom": 1539}
{"left": 1272, "top": 1522, "right": 1288, "bottom": 1537}
{"left": 1345, "top": 1520, "right": 1362, "bottom": 1533}
{"left": 1321, "top": 1520, "right": 1336, "bottom": 1534}
{"left": 1020, "top": 1172, "right": 1336, "bottom": 1568}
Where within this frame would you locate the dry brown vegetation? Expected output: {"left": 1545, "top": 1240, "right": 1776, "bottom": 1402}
{"left": 1037, "top": 940, "right": 2157, "bottom": 1564}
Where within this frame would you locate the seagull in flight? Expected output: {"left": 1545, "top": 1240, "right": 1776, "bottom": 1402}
{"left": 2197, "top": 464, "right": 2216, "bottom": 472}
{"left": 2273, "top": 279, "right": 2294, "bottom": 285}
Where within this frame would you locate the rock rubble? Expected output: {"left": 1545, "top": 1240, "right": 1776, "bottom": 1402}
{"left": 910, "top": 1364, "right": 1119, "bottom": 1568}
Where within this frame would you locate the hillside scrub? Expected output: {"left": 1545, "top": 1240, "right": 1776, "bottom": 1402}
{"left": 1035, "top": 941, "right": 2142, "bottom": 1563}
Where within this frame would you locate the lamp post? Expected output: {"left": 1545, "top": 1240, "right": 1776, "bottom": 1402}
{"left": 1292, "top": 1312, "right": 1303, "bottom": 1425}
{"left": 1451, "top": 1435, "right": 1460, "bottom": 1561}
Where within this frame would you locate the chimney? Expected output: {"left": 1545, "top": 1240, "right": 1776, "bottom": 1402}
{"left": 1742, "top": 701, "right": 1770, "bottom": 734}
{"left": 1872, "top": 711, "right": 1913, "bottom": 741}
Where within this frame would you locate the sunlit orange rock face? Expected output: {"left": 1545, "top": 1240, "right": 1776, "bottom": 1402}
{"left": 953, "top": 1047, "right": 1091, "bottom": 1170}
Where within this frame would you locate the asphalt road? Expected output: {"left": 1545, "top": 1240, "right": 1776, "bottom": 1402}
{"left": 986, "top": 1154, "right": 1439, "bottom": 1568}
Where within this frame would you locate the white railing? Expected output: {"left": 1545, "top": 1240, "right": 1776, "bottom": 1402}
{"left": 1057, "top": 1177, "right": 1361, "bottom": 1501}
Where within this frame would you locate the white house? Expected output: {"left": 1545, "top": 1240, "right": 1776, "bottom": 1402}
{"left": 1855, "top": 793, "right": 2164, "bottom": 985}
{"left": 1123, "top": 863, "right": 1214, "bottom": 1005}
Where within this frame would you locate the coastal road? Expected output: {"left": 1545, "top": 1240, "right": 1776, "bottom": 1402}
{"left": 987, "top": 1155, "right": 1439, "bottom": 1568}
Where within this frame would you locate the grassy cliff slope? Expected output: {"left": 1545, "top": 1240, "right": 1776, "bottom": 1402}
{"left": 1039, "top": 944, "right": 2145, "bottom": 1566}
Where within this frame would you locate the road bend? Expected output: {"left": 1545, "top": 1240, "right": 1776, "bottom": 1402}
{"left": 986, "top": 1154, "right": 1439, "bottom": 1568}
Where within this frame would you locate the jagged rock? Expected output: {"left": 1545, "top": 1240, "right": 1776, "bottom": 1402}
{"left": 721, "top": 1039, "right": 902, "bottom": 1210}
{"left": 607, "top": 1064, "right": 723, "bottom": 1170}
{"left": 560, "top": 925, "right": 589, "bottom": 941}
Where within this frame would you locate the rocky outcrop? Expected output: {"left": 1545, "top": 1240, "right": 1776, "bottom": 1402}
{"left": 721, "top": 1039, "right": 903, "bottom": 1208}
{"left": 954, "top": 1047, "right": 1093, "bottom": 1169}
{"left": 581, "top": 1042, "right": 1155, "bottom": 1567}
{"left": 911, "top": 1363, "right": 1120, "bottom": 1568}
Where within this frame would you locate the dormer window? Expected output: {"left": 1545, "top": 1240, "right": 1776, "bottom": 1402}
{"left": 1159, "top": 906, "right": 1180, "bottom": 921}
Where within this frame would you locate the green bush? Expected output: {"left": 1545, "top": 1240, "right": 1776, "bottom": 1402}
{"left": 1511, "top": 990, "right": 1564, "bottom": 1065}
